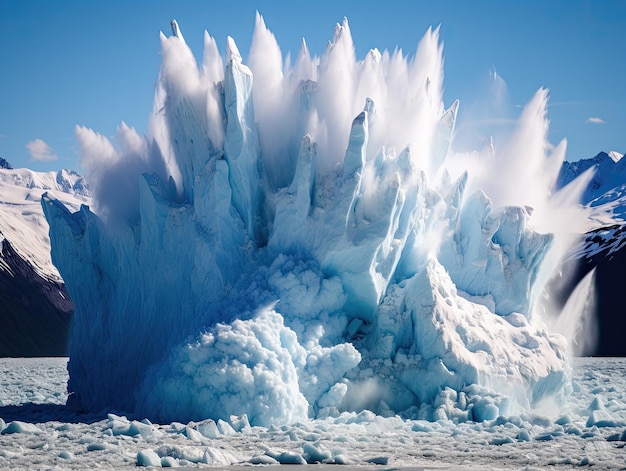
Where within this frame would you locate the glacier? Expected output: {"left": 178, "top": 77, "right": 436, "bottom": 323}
{"left": 42, "top": 16, "right": 585, "bottom": 426}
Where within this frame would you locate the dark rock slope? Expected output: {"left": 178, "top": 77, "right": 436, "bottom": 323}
{"left": 0, "top": 238, "right": 73, "bottom": 356}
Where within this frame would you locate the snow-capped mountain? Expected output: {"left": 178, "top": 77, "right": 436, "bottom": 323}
{"left": 554, "top": 150, "right": 626, "bottom": 356}
{"left": 556, "top": 150, "right": 626, "bottom": 261}
{"left": 557, "top": 150, "right": 626, "bottom": 204}
{"left": 0, "top": 164, "right": 90, "bottom": 356}
{"left": 558, "top": 151, "right": 626, "bottom": 262}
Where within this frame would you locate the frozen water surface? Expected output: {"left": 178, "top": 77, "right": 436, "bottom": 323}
{"left": 0, "top": 357, "right": 625, "bottom": 469}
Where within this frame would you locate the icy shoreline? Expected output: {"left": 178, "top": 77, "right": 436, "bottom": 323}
{"left": 1, "top": 357, "right": 625, "bottom": 469}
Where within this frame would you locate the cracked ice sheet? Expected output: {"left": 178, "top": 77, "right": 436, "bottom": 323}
{"left": 1, "top": 357, "right": 626, "bottom": 470}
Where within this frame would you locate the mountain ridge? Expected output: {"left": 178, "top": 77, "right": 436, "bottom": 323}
{"left": 0, "top": 163, "right": 90, "bottom": 356}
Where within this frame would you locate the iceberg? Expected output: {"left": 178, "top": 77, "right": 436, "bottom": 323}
{"left": 43, "top": 15, "right": 579, "bottom": 426}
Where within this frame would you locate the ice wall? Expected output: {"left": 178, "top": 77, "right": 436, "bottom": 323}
{"left": 43, "top": 16, "right": 577, "bottom": 426}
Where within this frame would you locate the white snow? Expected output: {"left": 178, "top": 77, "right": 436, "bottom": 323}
{"left": 0, "top": 357, "right": 626, "bottom": 469}
{"left": 42, "top": 17, "right": 593, "bottom": 429}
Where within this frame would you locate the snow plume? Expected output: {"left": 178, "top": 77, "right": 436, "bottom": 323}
{"left": 76, "top": 123, "right": 155, "bottom": 222}
{"left": 43, "top": 17, "right": 591, "bottom": 426}
{"left": 547, "top": 269, "right": 598, "bottom": 357}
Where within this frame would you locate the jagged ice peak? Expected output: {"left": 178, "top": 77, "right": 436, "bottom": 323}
{"left": 42, "top": 16, "right": 591, "bottom": 426}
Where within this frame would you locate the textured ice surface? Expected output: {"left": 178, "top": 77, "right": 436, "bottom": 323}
{"left": 43, "top": 16, "right": 582, "bottom": 426}
{"left": 2, "top": 358, "right": 626, "bottom": 470}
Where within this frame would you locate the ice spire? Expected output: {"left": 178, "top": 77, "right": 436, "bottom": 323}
{"left": 226, "top": 36, "right": 242, "bottom": 64}
{"left": 170, "top": 19, "right": 185, "bottom": 43}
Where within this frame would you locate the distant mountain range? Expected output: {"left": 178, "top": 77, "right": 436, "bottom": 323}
{"left": 0, "top": 151, "right": 624, "bottom": 356}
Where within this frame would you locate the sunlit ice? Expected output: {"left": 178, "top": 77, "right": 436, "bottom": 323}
{"left": 42, "top": 14, "right": 595, "bottom": 426}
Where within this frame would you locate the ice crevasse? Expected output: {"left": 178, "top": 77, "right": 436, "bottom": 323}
{"left": 43, "top": 17, "right": 573, "bottom": 426}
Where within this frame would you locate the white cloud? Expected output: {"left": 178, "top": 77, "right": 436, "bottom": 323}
{"left": 586, "top": 116, "right": 605, "bottom": 124}
{"left": 25, "top": 138, "right": 58, "bottom": 162}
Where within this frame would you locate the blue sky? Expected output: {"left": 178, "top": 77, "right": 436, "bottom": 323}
{"left": 0, "top": 0, "right": 624, "bottom": 171}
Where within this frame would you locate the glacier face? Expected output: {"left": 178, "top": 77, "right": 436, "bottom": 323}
{"left": 44, "top": 16, "right": 578, "bottom": 426}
